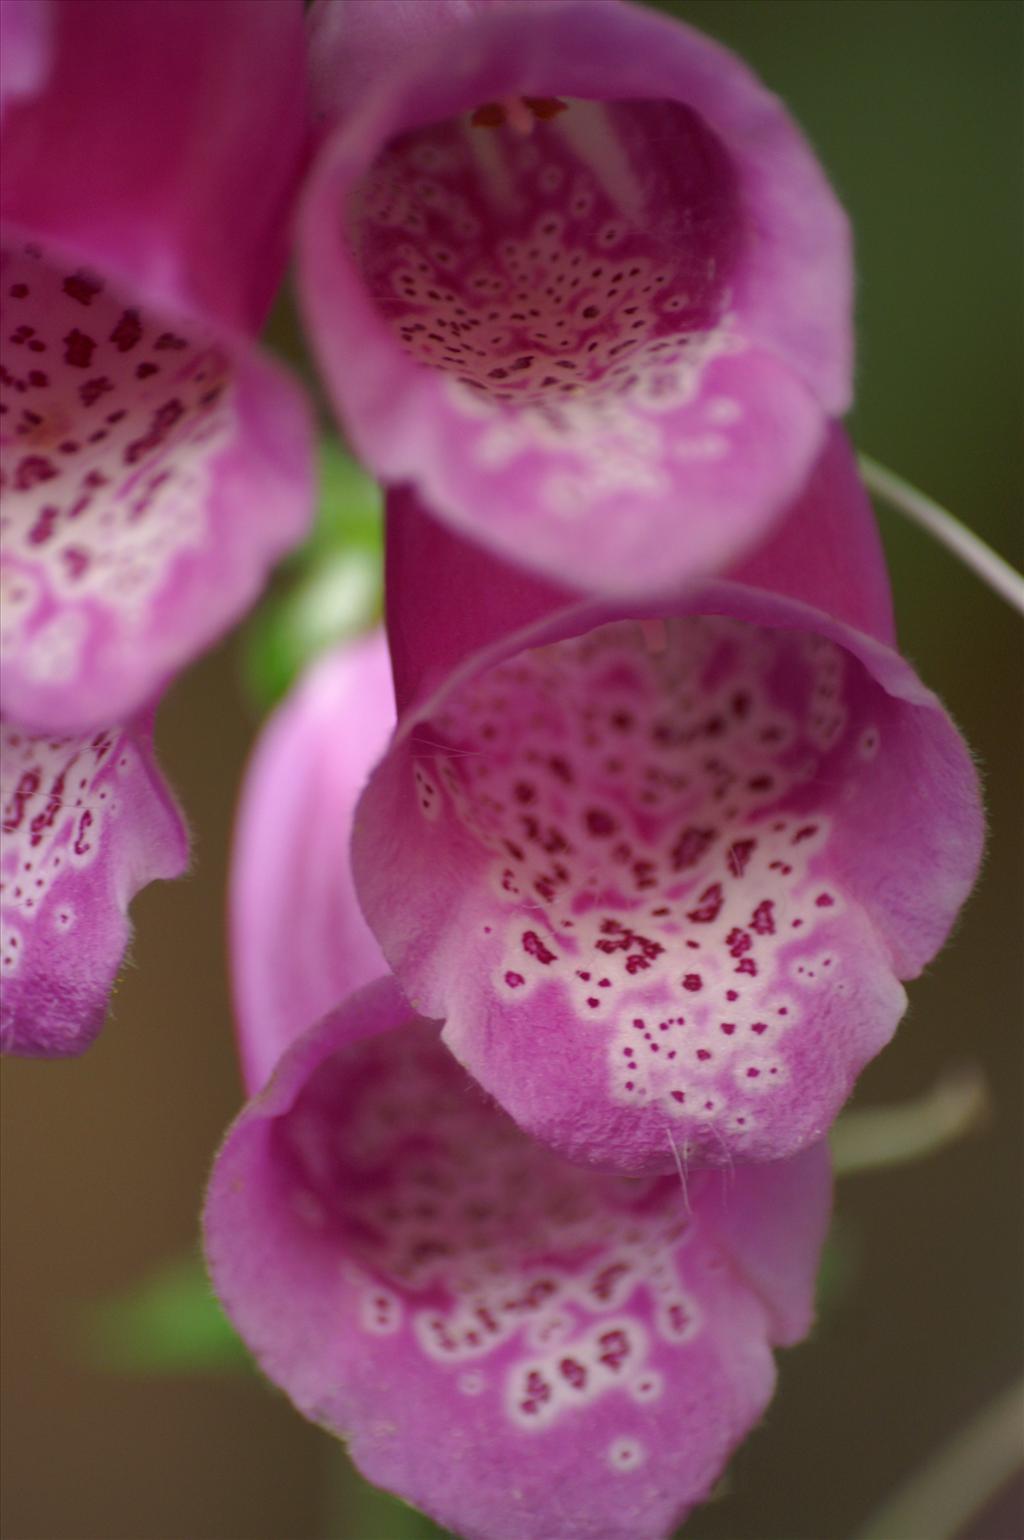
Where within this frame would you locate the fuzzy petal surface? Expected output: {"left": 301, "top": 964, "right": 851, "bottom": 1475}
{"left": 301, "top": 0, "right": 850, "bottom": 595}
{"left": 230, "top": 631, "right": 393, "bottom": 1096}
{"left": 353, "top": 440, "right": 982, "bottom": 1173}
{"left": 1, "top": 713, "right": 187, "bottom": 1056}
{"left": 205, "top": 978, "right": 831, "bottom": 1540}
{"left": 0, "top": 239, "right": 315, "bottom": 733}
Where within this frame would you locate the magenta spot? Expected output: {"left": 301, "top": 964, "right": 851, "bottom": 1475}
{"left": 9, "top": 283, "right": 28, "bottom": 299}
{"left": 521, "top": 930, "right": 556, "bottom": 965}
{"left": 27, "top": 369, "right": 48, "bottom": 387}
{"left": 815, "top": 892, "right": 835, "bottom": 908}
{"left": 27, "top": 505, "right": 58, "bottom": 544}
{"left": 559, "top": 1358, "right": 587, "bottom": 1389}
{"left": 750, "top": 899, "right": 776, "bottom": 935}
{"left": 726, "top": 926, "right": 752, "bottom": 958}
{"left": 110, "top": 310, "right": 143, "bottom": 351}
{"left": 585, "top": 807, "right": 616, "bottom": 836}
{"left": 14, "top": 454, "right": 57, "bottom": 491}
{"left": 746, "top": 1067, "right": 761, "bottom": 1078}
{"left": 751, "top": 1021, "right": 768, "bottom": 1036}
{"left": 682, "top": 974, "right": 702, "bottom": 992}
{"left": 720, "top": 1022, "right": 736, "bottom": 1036}
{"left": 154, "top": 331, "right": 187, "bottom": 351}
{"left": 726, "top": 989, "right": 738, "bottom": 1002}
{"left": 79, "top": 376, "right": 112, "bottom": 407}
{"left": 62, "top": 271, "right": 103, "bottom": 305}
{"left": 792, "top": 824, "right": 819, "bottom": 844}
{"left": 696, "top": 1048, "right": 711, "bottom": 1061}
{"left": 124, "top": 398, "right": 184, "bottom": 464}
{"left": 735, "top": 957, "right": 757, "bottom": 976}
{"left": 61, "top": 547, "right": 90, "bottom": 580}
{"left": 727, "top": 838, "right": 756, "bottom": 876}
{"left": 670, "top": 825, "right": 715, "bottom": 871}
{"left": 598, "top": 1329, "right": 629, "bottom": 1371}
{"left": 504, "top": 970, "right": 525, "bottom": 989}
{"left": 135, "top": 362, "right": 159, "bottom": 380}
{"left": 671, "top": 1089, "right": 685, "bottom": 1103}
{"left": 686, "top": 882, "right": 723, "bottom": 924}
{"left": 63, "top": 328, "right": 96, "bottom": 368}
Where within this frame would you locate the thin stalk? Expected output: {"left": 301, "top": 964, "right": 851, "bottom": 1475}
{"left": 830, "top": 1063, "right": 989, "bottom": 1178}
{"left": 852, "top": 1377, "right": 1024, "bottom": 1540}
{"left": 860, "top": 454, "right": 1024, "bottom": 616}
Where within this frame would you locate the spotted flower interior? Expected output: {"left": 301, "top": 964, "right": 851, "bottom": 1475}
{"left": 2, "top": 243, "right": 230, "bottom": 631}
{"left": 0, "top": 239, "right": 311, "bottom": 730}
{"left": 308, "top": 63, "right": 832, "bottom": 594}
{"left": 354, "top": 99, "right": 738, "bottom": 438}
{"left": 208, "top": 992, "right": 829, "bottom": 1540}
{"left": 0, "top": 716, "right": 187, "bottom": 1055}
{"left": 356, "top": 613, "right": 911, "bottom": 1173}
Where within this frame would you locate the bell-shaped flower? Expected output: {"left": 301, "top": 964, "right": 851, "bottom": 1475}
{"left": 352, "top": 430, "right": 984, "bottom": 1174}
{"left": 1, "top": 710, "right": 187, "bottom": 1056}
{"left": 205, "top": 974, "right": 832, "bottom": 1540}
{"left": 1, "top": 0, "right": 314, "bottom": 733}
{"left": 230, "top": 629, "right": 393, "bottom": 1095}
{"left": 300, "top": 0, "right": 852, "bottom": 597}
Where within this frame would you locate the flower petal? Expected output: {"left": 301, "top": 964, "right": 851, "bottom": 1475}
{"left": 1, "top": 0, "right": 308, "bottom": 332}
{"left": 205, "top": 978, "right": 831, "bottom": 1540}
{"left": 0, "top": 712, "right": 187, "bottom": 1056}
{"left": 0, "top": 0, "right": 53, "bottom": 118}
{"left": 301, "top": 0, "right": 851, "bottom": 595}
{"left": 353, "top": 440, "right": 982, "bottom": 1173}
{"left": 0, "top": 239, "right": 314, "bottom": 732}
{"left": 230, "top": 631, "right": 393, "bottom": 1096}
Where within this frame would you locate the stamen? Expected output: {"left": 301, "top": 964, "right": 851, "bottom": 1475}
{"left": 469, "top": 97, "right": 569, "bottom": 135}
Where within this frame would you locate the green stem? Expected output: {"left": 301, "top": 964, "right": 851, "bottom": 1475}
{"left": 860, "top": 453, "right": 1024, "bottom": 616}
{"left": 830, "top": 1064, "right": 989, "bottom": 1178}
{"left": 852, "top": 1377, "right": 1023, "bottom": 1540}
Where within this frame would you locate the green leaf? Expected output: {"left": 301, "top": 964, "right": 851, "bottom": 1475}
{"left": 82, "top": 1254, "right": 250, "bottom": 1375}
{"left": 241, "top": 440, "right": 384, "bottom": 713}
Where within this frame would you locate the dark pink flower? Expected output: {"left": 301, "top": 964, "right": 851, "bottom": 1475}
{"left": 300, "top": 0, "right": 851, "bottom": 596}
{"left": 205, "top": 975, "right": 831, "bottom": 1540}
{"left": 229, "top": 631, "right": 393, "bottom": 1094}
{"left": 0, "top": 712, "right": 187, "bottom": 1055}
{"left": 351, "top": 430, "right": 984, "bottom": 1173}
{"left": 1, "top": 0, "right": 314, "bottom": 732}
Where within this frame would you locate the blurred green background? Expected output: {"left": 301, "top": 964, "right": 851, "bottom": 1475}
{"left": 2, "top": 3, "right": 1021, "bottom": 1537}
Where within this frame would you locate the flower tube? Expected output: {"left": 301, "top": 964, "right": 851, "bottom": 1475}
{"left": 351, "top": 430, "right": 984, "bottom": 1173}
{"left": 205, "top": 975, "right": 831, "bottom": 1540}
{"left": 1, "top": 0, "right": 314, "bottom": 733}
{"left": 300, "top": 0, "right": 852, "bottom": 597}
{"left": 230, "top": 629, "right": 393, "bottom": 1095}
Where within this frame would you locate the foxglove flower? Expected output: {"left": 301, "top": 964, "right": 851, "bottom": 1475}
{"left": 300, "top": 0, "right": 851, "bottom": 596}
{"left": 205, "top": 975, "right": 831, "bottom": 1540}
{"left": 352, "top": 430, "right": 984, "bottom": 1174}
{"left": 1, "top": 712, "right": 187, "bottom": 1056}
{"left": 230, "top": 630, "right": 393, "bottom": 1094}
{"left": 1, "top": 0, "right": 314, "bottom": 733}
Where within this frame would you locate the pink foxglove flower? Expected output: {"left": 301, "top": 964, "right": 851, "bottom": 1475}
{"left": 300, "top": 0, "right": 851, "bottom": 596}
{"left": 1, "top": 0, "right": 314, "bottom": 733}
{"left": 230, "top": 630, "right": 393, "bottom": 1094}
{"left": 352, "top": 430, "right": 984, "bottom": 1174}
{"left": 205, "top": 975, "right": 831, "bottom": 1540}
{"left": 1, "top": 712, "right": 187, "bottom": 1055}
